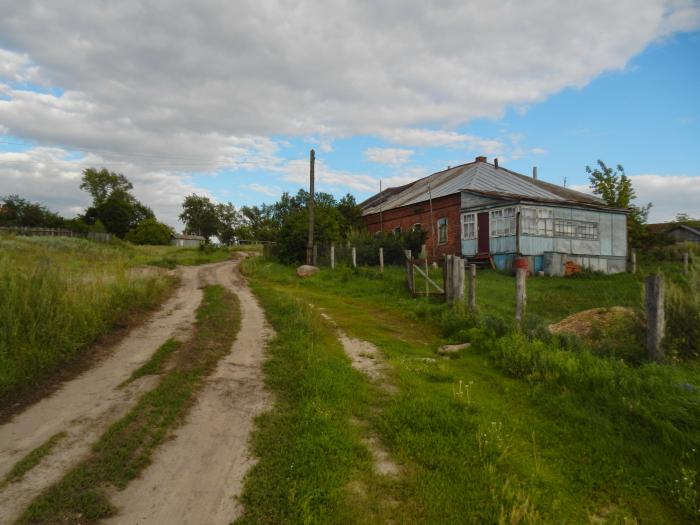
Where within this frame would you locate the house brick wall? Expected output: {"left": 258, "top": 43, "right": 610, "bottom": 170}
{"left": 362, "top": 193, "right": 462, "bottom": 259}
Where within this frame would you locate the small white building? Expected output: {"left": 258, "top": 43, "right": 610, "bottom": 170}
{"left": 171, "top": 233, "right": 205, "bottom": 248}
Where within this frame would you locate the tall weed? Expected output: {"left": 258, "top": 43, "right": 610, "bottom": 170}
{"left": 0, "top": 238, "right": 171, "bottom": 405}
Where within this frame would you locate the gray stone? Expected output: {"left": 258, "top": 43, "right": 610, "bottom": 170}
{"left": 436, "top": 342, "right": 471, "bottom": 355}
{"left": 296, "top": 265, "right": 320, "bottom": 277}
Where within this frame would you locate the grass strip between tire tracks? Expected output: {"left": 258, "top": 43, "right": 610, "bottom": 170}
{"left": 16, "top": 284, "right": 241, "bottom": 524}
{"left": 0, "top": 432, "right": 68, "bottom": 490}
{"left": 122, "top": 338, "right": 181, "bottom": 384}
{"left": 236, "top": 278, "right": 382, "bottom": 525}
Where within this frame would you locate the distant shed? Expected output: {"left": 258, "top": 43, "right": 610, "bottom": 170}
{"left": 172, "top": 233, "right": 205, "bottom": 248}
{"left": 648, "top": 223, "right": 700, "bottom": 244}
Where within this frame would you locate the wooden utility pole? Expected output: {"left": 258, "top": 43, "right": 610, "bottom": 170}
{"left": 646, "top": 274, "right": 665, "bottom": 362}
{"left": 306, "top": 149, "right": 315, "bottom": 265}
{"left": 379, "top": 179, "right": 383, "bottom": 233}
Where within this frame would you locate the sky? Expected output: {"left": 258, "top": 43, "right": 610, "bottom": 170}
{"left": 1, "top": 0, "right": 699, "bottom": 229}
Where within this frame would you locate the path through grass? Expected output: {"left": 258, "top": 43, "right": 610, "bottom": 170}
{"left": 17, "top": 284, "right": 241, "bottom": 524}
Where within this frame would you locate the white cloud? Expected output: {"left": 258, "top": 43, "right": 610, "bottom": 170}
{"left": 0, "top": 1, "right": 696, "bottom": 147}
{"left": 631, "top": 174, "right": 700, "bottom": 222}
{"left": 281, "top": 158, "right": 379, "bottom": 193}
{"left": 246, "top": 183, "right": 281, "bottom": 197}
{"left": 364, "top": 147, "right": 414, "bottom": 167}
{"left": 531, "top": 147, "right": 547, "bottom": 155}
{"left": 0, "top": 1, "right": 698, "bottom": 216}
{"left": 572, "top": 174, "right": 700, "bottom": 222}
{"left": 0, "top": 147, "right": 209, "bottom": 229}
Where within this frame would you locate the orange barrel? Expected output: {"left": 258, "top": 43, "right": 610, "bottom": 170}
{"left": 513, "top": 257, "right": 529, "bottom": 271}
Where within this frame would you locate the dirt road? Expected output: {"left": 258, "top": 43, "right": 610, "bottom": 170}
{"left": 0, "top": 259, "right": 270, "bottom": 524}
{"left": 106, "top": 259, "right": 272, "bottom": 524}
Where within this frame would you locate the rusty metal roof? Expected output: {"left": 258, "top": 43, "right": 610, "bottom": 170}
{"left": 361, "top": 159, "right": 608, "bottom": 215}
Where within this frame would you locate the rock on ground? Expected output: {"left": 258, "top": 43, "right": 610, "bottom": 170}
{"left": 296, "top": 265, "right": 320, "bottom": 277}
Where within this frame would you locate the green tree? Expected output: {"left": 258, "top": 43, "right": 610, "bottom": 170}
{"left": 0, "top": 195, "right": 64, "bottom": 228}
{"left": 80, "top": 168, "right": 133, "bottom": 207}
{"left": 80, "top": 168, "right": 154, "bottom": 237}
{"left": 216, "top": 202, "right": 243, "bottom": 245}
{"left": 337, "top": 193, "right": 363, "bottom": 237}
{"left": 179, "top": 194, "right": 219, "bottom": 241}
{"left": 126, "top": 218, "right": 174, "bottom": 245}
{"left": 586, "top": 160, "right": 651, "bottom": 248}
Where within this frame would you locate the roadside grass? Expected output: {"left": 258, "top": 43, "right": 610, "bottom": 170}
{"left": 0, "top": 237, "right": 176, "bottom": 409}
{"left": 16, "top": 285, "right": 241, "bottom": 525}
{"left": 0, "top": 432, "right": 67, "bottom": 490}
{"left": 241, "top": 258, "right": 698, "bottom": 523}
{"left": 236, "top": 283, "right": 383, "bottom": 524}
{"left": 122, "top": 338, "right": 181, "bottom": 384}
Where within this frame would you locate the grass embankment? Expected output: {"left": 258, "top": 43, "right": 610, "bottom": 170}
{"left": 0, "top": 236, "right": 234, "bottom": 410}
{"left": 241, "top": 259, "right": 699, "bottom": 523}
{"left": 18, "top": 284, "right": 241, "bottom": 524}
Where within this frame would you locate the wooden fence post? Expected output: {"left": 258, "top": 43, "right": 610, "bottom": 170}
{"left": 330, "top": 243, "right": 335, "bottom": 270}
{"left": 645, "top": 274, "right": 665, "bottom": 362}
{"left": 313, "top": 243, "right": 318, "bottom": 266}
{"left": 379, "top": 247, "right": 384, "bottom": 273}
{"left": 444, "top": 255, "right": 453, "bottom": 300}
{"left": 453, "top": 256, "right": 465, "bottom": 301}
{"left": 515, "top": 267, "right": 527, "bottom": 324}
{"left": 468, "top": 263, "right": 477, "bottom": 312}
{"left": 406, "top": 250, "right": 416, "bottom": 295}
{"left": 630, "top": 249, "right": 637, "bottom": 274}
{"left": 352, "top": 246, "right": 357, "bottom": 268}
{"left": 683, "top": 251, "right": 689, "bottom": 276}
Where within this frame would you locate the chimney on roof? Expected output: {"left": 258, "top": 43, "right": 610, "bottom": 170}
{"left": 476, "top": 156, "right": 487, "bottom": 163}
{"left": 494, "top": 158, "right": 499, "bottom": 169}
{"left": 532, "top": 166, "right": 538, "bottom": 180}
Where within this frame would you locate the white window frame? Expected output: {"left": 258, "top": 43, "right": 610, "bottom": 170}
{"left": 437, "top": 217, "right": 448, "bottom": 245}
{"left": 554, "top": 218, "right": 599, "bottom": 240}
{"left": 412, "top": 223, "right": 422, "bottom": 232}
{"left": 521, "top": 206, "right": 554, "bottom": 237}
{"left": 489, "top": 206, "right": 517, "bottom": 237}
{"left": 461, "top": 213, "right": 476, "bottom": 240}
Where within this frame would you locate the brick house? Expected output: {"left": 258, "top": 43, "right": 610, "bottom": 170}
{"left": 360, "top": 156, "right": 629, "bottom": 274}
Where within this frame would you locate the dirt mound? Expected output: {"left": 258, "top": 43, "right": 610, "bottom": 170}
{"left": 548, "top": 307, "right": 638, "bottom": 343}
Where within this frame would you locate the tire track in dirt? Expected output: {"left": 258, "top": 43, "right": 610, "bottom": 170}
{"left": 105, "top": 256, "right": 272, "bottom": 525}
{"left": 0, "top": 264, "right": 209, "bottom": 524}
{"left": 316, "top": 308, "right": 400, "bottom": 477}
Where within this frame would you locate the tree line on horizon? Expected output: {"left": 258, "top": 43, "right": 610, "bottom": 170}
{"left": 1, "top": 161, "right": 696, "bottom": 252}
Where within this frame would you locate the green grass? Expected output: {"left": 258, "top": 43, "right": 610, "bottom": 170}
{"left": 145, "top": 245, "right": 234, "bottom": 268}
{"left": 123, "top": 338, "right": 181, "bottom": 384}
{"left": 0, "top": 432, "right": 67, "bottom": 490}
{"left": 0, "top": 237, "right": 177, "bottom": 409}
{"left": 0, "top": 236, "right": 236, "bottom": 410}
{"left": 236, "top": 283, "right": 379, "bottom": 524}
{"left": 240, "top": 258, "right": 699, "bottom": 523}
{"left": 17, "top": 285, "right": 241, "bottom": 525}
